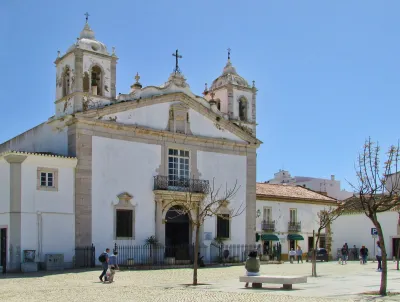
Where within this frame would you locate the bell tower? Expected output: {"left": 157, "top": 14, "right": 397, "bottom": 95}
{"left": 54, "top": 14, "right": 118, "bottom": 118}
{"left": 204, "top": 49, "right": 257, "bottom": 136}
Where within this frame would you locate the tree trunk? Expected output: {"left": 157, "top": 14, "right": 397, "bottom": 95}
{"left": 374, "top": 219, "right": 387, "bottom": 296}
{"left": 312, "top": 230, "right": 319, "bottom": 277}
{"left": 193, "top": 225, "right": 200, "bottom": 285}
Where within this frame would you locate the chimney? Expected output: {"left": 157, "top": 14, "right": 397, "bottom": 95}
{"left": 331, "top": 175, "right": 335, "bottom": 181}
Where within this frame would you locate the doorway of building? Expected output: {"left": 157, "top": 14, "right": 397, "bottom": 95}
{"left": 392, "top": 238, "right": 400, "bottom": 259}
{"left": 165, "top": 206, "right": 190, "bottom": 260}
{"left": 308, "top": 237, "right": 314, "bottom": 252}
{"left": 1, "top": 228, "right": 6, "bottom": 273}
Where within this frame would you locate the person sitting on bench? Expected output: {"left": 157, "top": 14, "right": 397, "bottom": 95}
{"left": 244, "top": 250, "right": 260, "bottom": 288}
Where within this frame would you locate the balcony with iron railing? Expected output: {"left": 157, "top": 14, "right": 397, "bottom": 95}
{"left": 288, "top": 221, "right": 301, "bottom": 232}
{"left": 261, "top": 220, "right": 275, "bottom": 232}
{"left": 153, "top": 175, "right": 209, "bottom": 194}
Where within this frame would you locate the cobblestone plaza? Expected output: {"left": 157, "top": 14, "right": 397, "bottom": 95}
{"left": 2, "top": 262, "right": 400, "bottom": 301}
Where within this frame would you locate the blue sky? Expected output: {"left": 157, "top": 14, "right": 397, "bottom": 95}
{"left": 1, "top": 1, "right": 399, "bottom": 190}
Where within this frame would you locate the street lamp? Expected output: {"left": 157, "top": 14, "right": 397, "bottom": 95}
{"left": 256, "top": 209, "right": 261, "bottom": 218}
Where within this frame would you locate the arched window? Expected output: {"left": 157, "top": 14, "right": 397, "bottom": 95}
{"left": 62, "top": 66, "right": 70, "bottom": 97}
{"left": 215, "top": 99, "right": 221, "bottom": 111}
{"left": 238, "top": 98, "right": 247, "bottom": 121}
{"left": 83, "top": 72, "right": 90, "bottom": 92}
{"left": 91, "top": 65, "right": 102, "bottom": 96}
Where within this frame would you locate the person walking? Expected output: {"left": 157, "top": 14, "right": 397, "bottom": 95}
{"left": 360, "top": 246, "right": 367, "bottom": 264}
{"left": 244, "top": 250, "right": 260, "bottom": 288}
{"left": 376, "top": 241, "right": 382, "bottom": 272}
{"left": 289, "top": 248, "right": 296, "bottom": 264}
{"left": 99, "top": 248, "right": 110, "bottom": 282}
{"left": 107, "top": 251, "right": 119, "bottom": 283}
{"left": 296, "top": 246, "right": 303, "bottom": 263}
{"left": 341, "top": 245, "right": 348, "bottom": 265}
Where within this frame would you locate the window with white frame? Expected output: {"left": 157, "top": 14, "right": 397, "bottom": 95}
{"left": 168, "top": 149, "right": 189, "bottom": 186}
{"left": 289, "top": 208, "right": 297, "bottom": 223}
{"left": 263, "top": 207, "right": 272, "bottom": 222}
{"left": 37, "top": 167, "right": 58, "bottom": 191}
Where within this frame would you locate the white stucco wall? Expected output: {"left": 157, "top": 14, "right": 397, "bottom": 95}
{"left": 83, "top": 54, "right": 112, "bottom": 99}
{"left": 256, "top": 200, "right": 330, "bottom": 255}
{"left": 189, "top": 109, "right": 245, "bottom": 142}
{"left": 92, "top": 136, "right": 162, "bottom": 250}
{"left": 103, "top": 102, "right": 170, "bottom": 130}
{"left": 0, "top": 159, "right": 10, "bottom": 267}
{"left": 0, "top": 159, "right": 10, "bottom": 213}
{"left": 0, "top": 123, "right": 68, "bottom": 157}
{"left": 198, "top": 151, "right": 247, "bottom": 245}
{"left": 332, "top": 212, "right": 399, "bottom": 259}
{"left": 55, "top": 53, "right": 75, "bottom": 100}
{"left": 19, "top": 156, "right": 76, "bottom": 266}
{"left": 213, "top": 88, "right": 229, "bottom": 115}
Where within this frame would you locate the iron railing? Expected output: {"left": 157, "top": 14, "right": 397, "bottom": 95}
{"left": 261, "top": 220, "right": 275, "bottom": 232}
{"left": 74, "top": 244, "right": 95, "bottom": 268}
{"left": 288, "top": 221, "right": 301, "bottom": 232}
{"left": 153, "top": 175, "right": 209, "bottom": 194}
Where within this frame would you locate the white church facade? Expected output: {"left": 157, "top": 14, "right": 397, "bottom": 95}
{"left": 0, "top": 19, "right": 261, "bottom": 271}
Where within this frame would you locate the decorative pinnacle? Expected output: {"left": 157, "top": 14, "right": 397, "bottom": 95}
{"left": 227, "top": 48, "right": 231, "bottom": 60}
{"left": 57, "top": 51, "right": 60, "bottom": 58}
{"left": 112, "top": 47, "right": 116, "bottom": 55}
{"left": 84, "top": 12, "right": 90, "bottom": 23}
{"left": 135, "top": 72, "right": 140, "bottom": 83}
{"left": 204, "top": 83, "right": 208, "bottom": 91}
{"left": 252, "top": 80, "right": 255, "bottom": 87}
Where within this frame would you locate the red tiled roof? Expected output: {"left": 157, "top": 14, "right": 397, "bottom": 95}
{"left": 256, "top": 183, "right": 337, "bottom": 202}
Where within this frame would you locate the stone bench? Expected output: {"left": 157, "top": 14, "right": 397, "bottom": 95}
{"left": 239, "top": 275, "right": 307, "bottom": 290}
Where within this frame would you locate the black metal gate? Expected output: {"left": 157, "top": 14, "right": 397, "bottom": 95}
{"left": 75, "top": 244, "right": 95, "bottom": 268}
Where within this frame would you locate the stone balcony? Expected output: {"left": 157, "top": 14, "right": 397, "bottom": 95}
{"left": 288, "top": 221, "right": 301, "bottom": 232}
{"left": 153, "top": 175, "right": 209, "bottom": 194}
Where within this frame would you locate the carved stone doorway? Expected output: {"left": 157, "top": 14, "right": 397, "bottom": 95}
{"left": 165, "top": 206, "right": 190, "bottom": 260}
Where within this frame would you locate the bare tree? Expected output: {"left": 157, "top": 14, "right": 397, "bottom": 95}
{"left": 162, "top": 178, "right": 245, "bottom": 285}
{"left": 344, "top": 138, "right": 400, "bottom": 296}
{"left": 312, "top": 206, "right": 343, "bottom": 277}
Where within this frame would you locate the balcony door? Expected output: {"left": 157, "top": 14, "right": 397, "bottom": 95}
{"left": 168, "top": 149, "right": 189, "bottom": 187}
{"left": 263, "top": 207, "right": 272, "bottom": 223}
{"left": 289, "top": 209, "right": 297, "bottom": 223}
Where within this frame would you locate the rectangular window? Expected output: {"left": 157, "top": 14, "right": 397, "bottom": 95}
{"left": 40, "top": 172, "right": 54, "bottom": 187}
{"left": 116, "top": 209, "right": 133, "bottom": 238}
{"left": 263, "top": 207, "right": 272, "bottom": 222}
{"left": 289, "top": 209, "right": 297, "bottom": 223}
{"left": 217, "top": 214, "right": 230, "bottom": 238}
{"left": 168, "top": 149, "right": 189, "bottom": 186}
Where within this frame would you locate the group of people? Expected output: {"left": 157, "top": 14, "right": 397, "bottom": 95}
{"left": 288, "top": 246, "right": 303, "bottom": 263}
{"left": 99, "top": 248, "right": 119, "bottom": 283}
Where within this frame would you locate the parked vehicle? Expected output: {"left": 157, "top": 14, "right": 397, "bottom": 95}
{"left": 306, "top": 248, "right": 329, "bottom": 262}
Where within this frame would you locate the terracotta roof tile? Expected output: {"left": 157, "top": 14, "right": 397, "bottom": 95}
{"left": 256, "top": 183, "right": 337, "bottom": 202}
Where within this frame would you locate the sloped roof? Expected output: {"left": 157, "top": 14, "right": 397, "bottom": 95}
{"left": 0, "top": 150, "right": 76, "bottom": 160}
{"left": 256, "top": 183, "right": 337, "bottom": 203}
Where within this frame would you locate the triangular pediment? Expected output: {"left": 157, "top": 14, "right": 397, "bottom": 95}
{"left": 76, "top": 92, "right": 261, "bottom": 145}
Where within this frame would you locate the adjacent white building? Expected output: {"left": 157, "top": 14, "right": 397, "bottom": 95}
{"left": 256, "top": 183, "right": 337, "bottom": 260}
{"left": 267, "top": 170, "right": 353, "bottom": 201}
{"left": 0, "top": 19, "right": 261, "bottom": 271}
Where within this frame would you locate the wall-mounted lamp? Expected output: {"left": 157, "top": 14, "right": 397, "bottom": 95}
{"left": 256, "top": 209, "right": 261, "bottom": 218}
